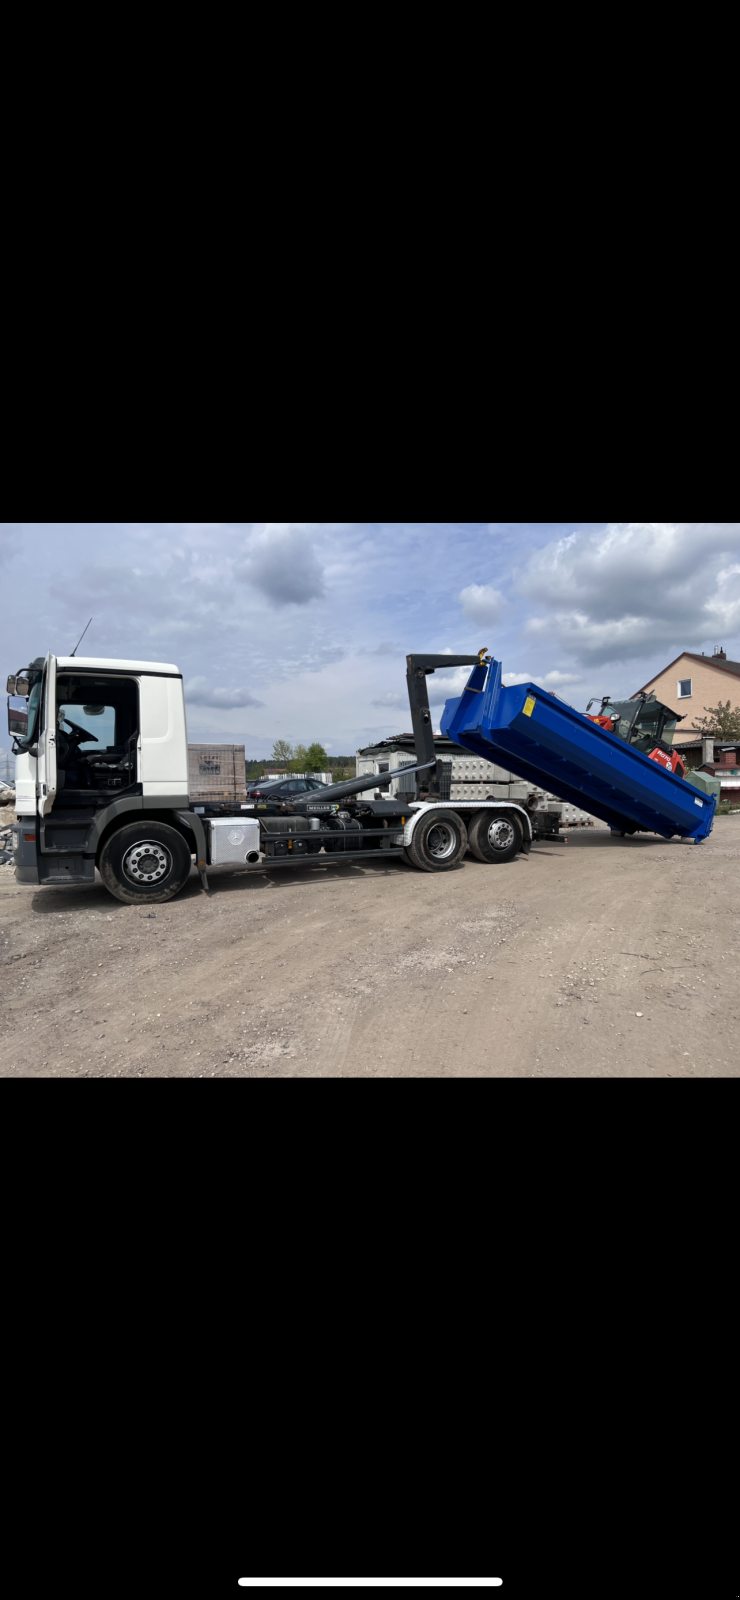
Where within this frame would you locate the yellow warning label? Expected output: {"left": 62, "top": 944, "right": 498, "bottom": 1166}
{"left": 523, "top": 696, "right": 536, "bottom": 717}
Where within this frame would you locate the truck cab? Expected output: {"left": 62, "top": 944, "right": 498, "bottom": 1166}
{"left": 9, "top": 654, "right": 196, "bottom": 896}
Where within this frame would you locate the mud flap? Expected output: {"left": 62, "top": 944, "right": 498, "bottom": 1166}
{"left": 175, "top": 810, "right": 210, "bottom": 893}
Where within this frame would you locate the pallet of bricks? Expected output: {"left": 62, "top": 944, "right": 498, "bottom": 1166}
{"left": 187, "top": 744, "right": 247, "bottom": 803}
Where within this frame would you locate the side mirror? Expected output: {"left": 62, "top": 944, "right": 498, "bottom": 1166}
{"left": 6, "top": 675, "right": 16, "bottom": 694}
{"left": 610, "top": 712, "right": 621, "bottom": 724}
{"left": 8, "top": 700, "right": 28, "bottom": 737}
{"left": 14, "top": 675, "right": 30, "bottom": 697}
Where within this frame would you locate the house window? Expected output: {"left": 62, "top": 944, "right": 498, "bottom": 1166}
{"left": 678, "top": 679, "right": 692, "bottom": 698}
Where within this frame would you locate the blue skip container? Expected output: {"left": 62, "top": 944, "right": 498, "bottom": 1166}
{"left": 441, "top": 658, "right": 716, "bottom": 842}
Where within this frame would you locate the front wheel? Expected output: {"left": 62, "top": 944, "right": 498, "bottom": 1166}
{"left": 99, "top": 821, "right": 193, "bottom": 904}
{"left": 405, "top": 810, "right": 468, "bottom": 873}
{"left": 468, "top": 809, "right": 522, "bottom": 864}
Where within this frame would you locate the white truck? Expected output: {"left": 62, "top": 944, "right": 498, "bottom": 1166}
{"left": 7, "top": 650, "right": 543, "bottom": 904}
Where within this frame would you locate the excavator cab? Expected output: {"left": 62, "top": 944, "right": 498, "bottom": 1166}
{"left": 586, "top": 694, "right": 687, "bottom": 778}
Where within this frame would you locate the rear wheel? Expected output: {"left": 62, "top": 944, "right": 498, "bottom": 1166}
{"left": 99, "top": 821, "right": 193, "bottom": 904}
{"left": 468, "top": 809, "right": 522, "bottom": 864}
{"left": 405, "top": 810, "right": 468, "bottom": 873}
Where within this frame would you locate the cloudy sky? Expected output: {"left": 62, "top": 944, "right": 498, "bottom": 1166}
{"left": 2, "top": 522, "right": 739, "bottom": 757}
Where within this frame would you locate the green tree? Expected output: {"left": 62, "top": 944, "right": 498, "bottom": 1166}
{"left": 305, "top": 742, "right": 329, "bottom": 771}
{"left": 271, "top": 739, "right": 294, "bottom": 765}
{"left": 291, "top": 743, "right": 309, "bottom": 773}
{"left": 693, "top": 699, "right": 740, "bottom": 739}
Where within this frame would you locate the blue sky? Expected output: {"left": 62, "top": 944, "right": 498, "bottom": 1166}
{"left": 2, "top": 522, "right": 739, "bottom": 757}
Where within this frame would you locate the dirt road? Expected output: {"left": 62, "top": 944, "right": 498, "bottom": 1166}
{"left": 2, "top": 816, "right": 738, "bottom": 1077}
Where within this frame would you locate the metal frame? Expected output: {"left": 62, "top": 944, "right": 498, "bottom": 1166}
{"left": 405, "top": 653, "right": 484, "bottom": 799}
{"left": 243, "top": 848, "right": 406, "bottom": 872}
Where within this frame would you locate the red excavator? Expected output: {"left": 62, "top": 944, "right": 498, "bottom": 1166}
{"left": 586, "top": 693, "right": 687, "bottom": 778}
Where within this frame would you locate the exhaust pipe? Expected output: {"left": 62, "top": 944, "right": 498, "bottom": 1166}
{"left": 245, "top": 850, "right": 260, "bottom": 864}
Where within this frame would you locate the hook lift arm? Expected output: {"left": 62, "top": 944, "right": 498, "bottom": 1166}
{"left": 406, "top": 650, "right": 489, "bottom": 799}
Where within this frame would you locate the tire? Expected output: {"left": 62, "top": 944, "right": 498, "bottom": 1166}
{"left": 405, "top": 809, "right": 468, "bottom": 873}
{"left": 99, "top": 820, "right": 193, "bottom": 904}
{"left": 468, "top": 808, "right": 522, "bottom": 864}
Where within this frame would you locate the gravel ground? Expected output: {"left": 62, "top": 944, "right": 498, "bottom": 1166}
{"left": 1, "top": 814, "right": 739, "bottom": 1077}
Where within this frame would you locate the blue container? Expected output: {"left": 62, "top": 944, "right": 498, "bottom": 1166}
{"left": 441, "top": 658, "right": 716, "bottom": 842}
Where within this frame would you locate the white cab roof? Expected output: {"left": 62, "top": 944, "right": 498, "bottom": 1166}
{"left": 55, "top": 657, "right": 181, "bottom": 674}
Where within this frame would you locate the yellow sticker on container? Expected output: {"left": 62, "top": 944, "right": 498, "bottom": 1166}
{"left": 523, "top": 696, "right": 536, "bottom": 717}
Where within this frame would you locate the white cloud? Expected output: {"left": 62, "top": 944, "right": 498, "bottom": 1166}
{"left": 184, "top": 676, "right": 265, "bottom": 710}
{"left": 502, "top": 668, "right": 581, "bottom": 688}
{"left": 519, "top": 523, "right": 740, "bottom": 666}
{"left": 459, "top": 583, "right": 505, "bottom": 627}
{"left": 542, "top": 670, "right": 582, "bottom": 686}
{"left": 365, "top": 641, "right": 401, "bottom": 657}
{"left": 236, "top": 526, "right": 325, "bottom": 606}
{"left": 427, "top": 667, "right": 472, "bottom": 705}
{"left": 371, "top": 692, "right": 405, "bottom": 708}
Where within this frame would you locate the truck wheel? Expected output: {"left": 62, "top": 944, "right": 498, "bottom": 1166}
{"left": 405, "top": 810, "right": 468, "bottom": 872}
{"left": 99, "top": 821, "right": 193, "bottom": 904}
{"left": 468, "top": 809, "right": 522, "bottom": 864}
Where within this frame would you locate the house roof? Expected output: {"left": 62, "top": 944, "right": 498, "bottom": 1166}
{"left": 634, "top": 652, "right": 740, "bottom": 695}
{"left": 357, "top": 734, "right": 466, "bottom": 757}
{"left": 678, "top": 740, "right": 740, "bottom": 751}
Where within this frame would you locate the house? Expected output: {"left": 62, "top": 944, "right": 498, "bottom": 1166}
{"left": 633, "top": 648, "right": 740, "bottom": 746}
{"left": 674, "top": 740, "right": 740, "bottom": 803}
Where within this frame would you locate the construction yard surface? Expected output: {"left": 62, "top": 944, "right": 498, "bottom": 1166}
{"left": 1, "top": 814, "right": 739, "bottom": 1078}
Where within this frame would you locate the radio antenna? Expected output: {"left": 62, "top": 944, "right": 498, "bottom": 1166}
{"left": 70, "top": 618, "right": 92, "bottom": 657}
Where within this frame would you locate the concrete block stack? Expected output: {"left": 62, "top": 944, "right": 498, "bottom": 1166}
{"left": 525, "top": 787, "right": 595, "bottom": 828}
{"left": 355, "top": 741, "right": 597, "bottom": 822}
{"left": 446, "top": 753, "right": 523, "bottom": 802}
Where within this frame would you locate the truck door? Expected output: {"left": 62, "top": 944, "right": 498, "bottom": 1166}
{"left": 37, "top": 653, "right": 57, "bottom": 816}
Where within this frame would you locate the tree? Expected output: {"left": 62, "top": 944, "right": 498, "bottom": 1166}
{"left": 271, "top": 739, "right": 294, "bottom": 765}
{"left": 693, "top": 699, "right": 740, "bottom": 740}
{"left": 305, "top": 742, "right": 329, "bottom": 771}
{"left": 291, "top": 743, "right": 309, "bottom": 773}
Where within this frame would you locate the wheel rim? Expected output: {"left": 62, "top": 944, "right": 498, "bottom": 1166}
{"left": 123, "top": 840, "right": 172, "bottom": 885}
{"left": 426, "top": 823, "right": 458, "bottom": 860}
{"left": 487, "top": 819, "right": 515, "bottom": 851}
